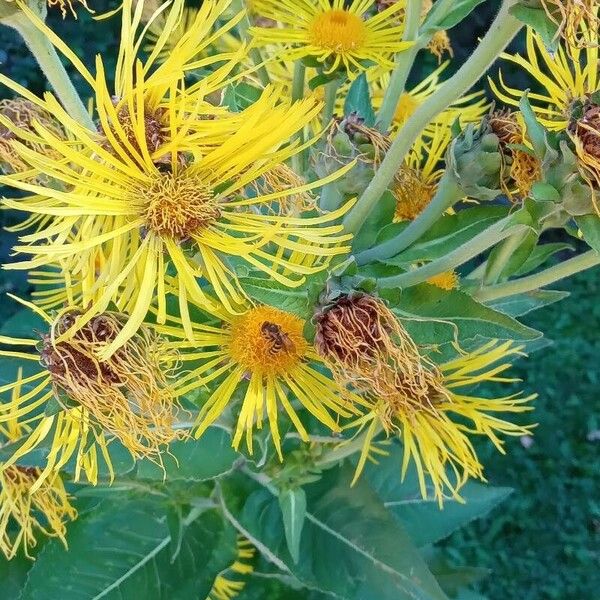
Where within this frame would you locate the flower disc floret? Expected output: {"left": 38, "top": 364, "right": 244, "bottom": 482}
{"left": 308, "top": 9, "right": 367, "bottom": 53}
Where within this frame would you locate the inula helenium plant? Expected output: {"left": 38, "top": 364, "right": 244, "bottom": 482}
{"left": 0, "top": 0, "right": 598, "bottom": 597}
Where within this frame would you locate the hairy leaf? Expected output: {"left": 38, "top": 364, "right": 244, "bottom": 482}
{"left": 20, "top": 500, "right": 237, "bottom": 600}
{"left": 222, "top": 467, "right": 449, "bottom": 600}
{"left": 362, "top": 444, "right": 512, "bottom": 547}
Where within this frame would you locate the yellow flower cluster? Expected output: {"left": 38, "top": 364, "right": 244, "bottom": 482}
{"left": 9, "top": 0, "right": 592, "bottom": 561}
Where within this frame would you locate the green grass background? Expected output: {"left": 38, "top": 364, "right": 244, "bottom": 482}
{"left": 0, "top": 1, "right": 598, "bottom": 598}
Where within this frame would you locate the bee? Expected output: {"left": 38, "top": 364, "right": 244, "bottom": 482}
{"left": 261, "top": 321, "right": 295, "bottom": 355}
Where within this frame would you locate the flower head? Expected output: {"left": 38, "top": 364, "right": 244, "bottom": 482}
{"left": 315, "top": 294, "right": 535, "bottom": 504}
{"left": 489, "top": 109, "right": 541, "bottom": 199}
{"left": 250, "top": 0, "right": 413, "bottom": 76}
{"left": 0, "top": 98, "right": 65, "bottom": 180}
{"left": 0, "top": 0, "right": 353, "bottom": 357}
{"left": 541, "top": 0, "right": 599, "bottom": 50}
{"left": 162, "top": 301, "right": 362, "bottom": 459}
{"left": 491, "top": 27, "right": 600, "bottom": 132}
{"left": 391, "top": 126, "right": 449, "bottom": 221}
{"left": 570, "top": 100, "right": 600, "bottom": 189}
{"left": 0, "top": 304, "right": 181, "bottom": 487}
{"left": 0, "top": 409, "right": 76, "bottom": 560}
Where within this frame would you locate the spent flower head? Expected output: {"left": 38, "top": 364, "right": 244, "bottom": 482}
{"left": 315, "top": 294, "right": 535, "bottom": 504}
{"left": 0, "top": 305, "right": 182, "bottom": 487}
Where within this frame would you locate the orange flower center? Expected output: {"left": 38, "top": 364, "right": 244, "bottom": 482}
{"left": 227, "top": 306, "right": 308, "bottom": 376}
{"left": 309, "top": 9, "right": 367, "bottom": 53}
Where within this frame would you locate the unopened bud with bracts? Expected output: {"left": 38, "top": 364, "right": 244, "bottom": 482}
{"left": 446, "top": 117, "right": 503, "bottom": 200}
{"left": 315, "top": 113, "right": 390, "bottom": 196}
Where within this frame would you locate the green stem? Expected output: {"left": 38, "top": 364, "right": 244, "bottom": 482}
{"left": 483, "top": 228, "right": 529, "bottom": 285}
{"left": 7, "top": 14, "right": 94, "bottom": 130}
{"left": 355, "top": 172, "right": 463, "bottom": 265}
{"left": 238, "top": 12, "right": 271, "bottom": 88}
{"left": 464, "top": 259, "right": 488, "bottom": 280}
{"left": 377, "top": 0, "right": 423, "bottom": 132}
{"left": 473, "top": 250, "right": 600, "bottom": 302}
{"left": 377, "top": 218, "right": 528, "bottom": 289}
{"left": 343, "top": 0, "right": 522, "bottom": 235}
{"left": 322, "top": 79, "right": 341, "bottom": 128}
{"left": 291, "top": 61, "right": 306, "bottom": 174}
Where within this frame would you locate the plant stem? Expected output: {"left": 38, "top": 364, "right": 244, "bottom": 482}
{"left": 238, "top": 11, "right": 271, "bottom": 87}
{"left": 343, "top": 0, "right": 522, "bottom": 235}
{"left": 474, "top": 250, "right": 600, "bottom": 302}
{"left": 7, "top": 14, "right": 94, "bottom": 130}
{"left": 322, "top": 78, "right": 341, "bottom": 128}
{"left": 377, "top": 219, "right": 528, "bottom": 289}
{"left": 355, "top": 172, "right": 463, "bottom": 264}
{"left": 377, "top": 0, "right": 423, "bottom": 132}
{"left": 291, "top": 61, "right": 306, "bottom": 174}
{"left": 483, "top": 227, "right": 530, "bottom": 285}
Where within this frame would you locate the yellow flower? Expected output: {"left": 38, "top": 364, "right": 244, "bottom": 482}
{"left": 490, "top": 27, "right": 600, "bottom": 132}
{"left": 371, "top": 62, "right": 488, "bottom": 134}
{"left": 391, "top": 125, "right": 449, "bottom": 221}
{"left": 488, "top": 109, "right": 541, "bottom": 200}
{"left": 541, "top": 0, "right": 599, "bottom": 50}
{"left": 0, "top": 304, "right": 182, "bottom": 488}
{"left": 143, "top": 2, "right": 246, "bottom": 65}
{"left": 0, "top": 1, "right": 353, "bottom": 357}
{"left": 161, "top": 302, "right": 363, "bottom": 459}
{"left": 206, "top": 537, "right": 255, "bottom": 600}
{"left": 314, "top": 294, "right": 535, "bottom": 505}
{"left": 250, "top": 0, "right": 413, "bottom": 76}
{"left": 426, "top": 270, "right": 459, "bottom": 290}
{"left": 0, "top": 406, "right": 76, "bottom": 560}
{"left": 0, "top": 98, "right": 66, "bottom": 180}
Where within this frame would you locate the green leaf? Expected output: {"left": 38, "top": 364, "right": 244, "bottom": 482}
{"left": 376, "top": 206, "right": 508, "bottom": 266}
{"left": 576, "top": 214, "right": 600, "bottom": 253}
{"left": 222, "top": 466, "right": 449, "bottom": 600}
{"left": 427, "top": 553, "right": 490, "bottom": 599}
{"left": 509, "top": 5, "right": 559, "bottom": 50}
{"left": 485, "top": 230, "right": 538, "bottom": 281}
{"left": 489, "top": 289, "right": 569, "bottom": 317}
{"left": 0, "top": 428, "right": 238, "bottom": 484}
{"left": 237, "top": 276, "right": 312, "bottom": 320}
{"left": 134, "top": 430, "right": 239, "bottom": 482}
{"left": 423, "top": 0, "right": 487, "bottom": 31}
{"left": 353, "top": 191, "right": 397, "bottom": 254}
{"left": 362, "top": 444, "right": 512, "bottom": 547}
{"left": 344, "top": 73, "right": 376, "bottom": 126}
{"left": 514, "top": 242, "right": 574, "bottom": 276}
{"left": 389, "top": 285, "right": 542, "bottom": 345}
{"left": 20, "top": 499, "right": 237, "bottom": 600}
{"left": 278, "top": 487, "right": 307, "bottom": 565}
{"left": 0, "top": 307, "right": 47, "bottom": 338}
{"left": 0, "top": 551, "right": 33, "bottom": 598}
{"left": 222, "top": 82, "right": 263, "bottom": 112}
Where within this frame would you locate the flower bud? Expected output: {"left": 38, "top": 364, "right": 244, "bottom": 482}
{"left": 446, "top": 119, "right": 503, "bottom": 200}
